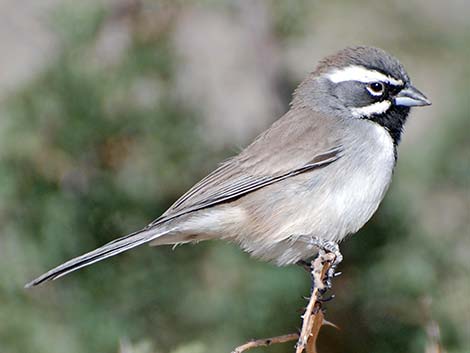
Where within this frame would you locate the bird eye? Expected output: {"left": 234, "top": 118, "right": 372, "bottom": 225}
{"left": 367, "top": 82, "right": 385, "bottom": 96}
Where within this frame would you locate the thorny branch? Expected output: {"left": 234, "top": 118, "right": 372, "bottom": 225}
{"left": 231, "top": 250, "right": 338, "bottom": 353}
{"left": 296, "top": 251, "right": 336, "bottom": 353}
{"left": 231, "top": 334, "right": 300, "bottom": 353}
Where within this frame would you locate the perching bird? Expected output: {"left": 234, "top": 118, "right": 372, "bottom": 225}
{"left": 26, "top": 46, "right": 431, "bottom": 288}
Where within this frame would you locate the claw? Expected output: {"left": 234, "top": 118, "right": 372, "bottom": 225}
{"left": 297, "top": 260, "right": 312, "bottom": 272}
{"left": 318, "top": 294, "right": 336, "bottom": 302}
{"left": 302, "top": 237, "right": 344, "bottom": 301}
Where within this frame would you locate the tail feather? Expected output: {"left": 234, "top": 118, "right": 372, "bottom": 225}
{"left": 25, "top": 227, "right": 170, "bottom": 288}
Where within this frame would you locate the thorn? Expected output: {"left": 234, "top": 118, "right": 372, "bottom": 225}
{"left": 323, "top": 319, "right": 340, "bottom": 330}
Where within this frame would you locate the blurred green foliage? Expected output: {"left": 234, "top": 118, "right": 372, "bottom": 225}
{"left": 0, "top": 2, "right": 468, "bottom": 353}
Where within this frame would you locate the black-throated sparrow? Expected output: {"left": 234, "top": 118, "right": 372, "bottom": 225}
{"left": 26, "top": 46, "right": 431, "bottom": 287}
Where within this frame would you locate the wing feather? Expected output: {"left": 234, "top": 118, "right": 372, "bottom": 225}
{"left": 148, "top": 146, "right": 342, "bottom": 227}
{"left": 145, "top": 108, "right": 344, "bottom": 228}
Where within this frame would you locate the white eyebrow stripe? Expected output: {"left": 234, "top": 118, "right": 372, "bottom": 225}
{"left": 327, "top": 65, "right": 403, "bottom": 86}
{"left": 350, "top": 100, "right": 391, "bottom": 118}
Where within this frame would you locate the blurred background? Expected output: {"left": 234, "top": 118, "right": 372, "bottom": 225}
{"left": 0, "top": 0, "right": 468, "bottom": 352}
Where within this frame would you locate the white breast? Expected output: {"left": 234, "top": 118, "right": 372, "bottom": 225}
{"left": 326, "top": 120, "right": 396, "bottom": 240}
{"left": 269, "top": 121, "right": 396, "bottom": 265}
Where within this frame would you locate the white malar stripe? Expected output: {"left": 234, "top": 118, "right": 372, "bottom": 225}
{"left": 350, "top": 100, "right": 391, "bottom": 118}
{"left": 327, "top": 65, "right": 403, "bottom": 86}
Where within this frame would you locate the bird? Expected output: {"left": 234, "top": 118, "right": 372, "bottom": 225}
{"left": 26, "top": 46, "right": 431, "bottom": 288}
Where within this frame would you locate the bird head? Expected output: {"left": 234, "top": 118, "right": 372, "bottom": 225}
{"left": 293, "top": 46, "right": 431, "bottom": 144}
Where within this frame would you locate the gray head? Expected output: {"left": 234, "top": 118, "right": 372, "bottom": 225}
{"left": 293, "top": 46, "right": 431, "bottom": 145}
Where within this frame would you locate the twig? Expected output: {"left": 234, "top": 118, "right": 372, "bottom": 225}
{"left": 295, "top": 250, "right": 336, "bottom": 353}
{"left": 422, "top": 297, "right": 446, "bottom": 353}
{"left": 231, "top": 250, "right": 337, "bottom": 353}
{"left": 231, "top": 333, "right": 299, "bottom": 353}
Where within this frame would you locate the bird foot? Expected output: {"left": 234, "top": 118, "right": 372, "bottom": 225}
{"left": 299, "top": 236, "right": 343, "bottom": 293}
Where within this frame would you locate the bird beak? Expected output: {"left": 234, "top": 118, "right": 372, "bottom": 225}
{"left": 393, "top": 85, "right": 431, "bottom": 107}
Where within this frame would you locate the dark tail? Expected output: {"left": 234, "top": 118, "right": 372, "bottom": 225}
{"left": 25, "top": 226, "right": 170, "bottom": 288}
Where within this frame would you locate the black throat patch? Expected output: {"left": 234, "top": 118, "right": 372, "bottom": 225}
{"left": 364, "top": 105, "right": 410, "bottom": 154}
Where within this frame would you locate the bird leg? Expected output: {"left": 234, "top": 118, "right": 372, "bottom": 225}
{"left": 298, "top": 236, "right": 343, "bottom": 292}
